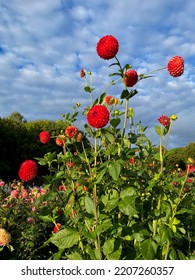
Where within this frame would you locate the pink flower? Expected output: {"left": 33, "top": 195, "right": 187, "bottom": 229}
{"left": 187, "top": 178, "right": 193, "bottom": 183}
{"left": 11, "top": 189, "right": 20, "bottom": 198}
{"left": 27, "top": 217, "right": 34, "bottom": 223}
{"left": 20, "top": 189, "right": 28, "bottom": 199}
{"left": 0, "top": 181, "right": 5, "bottom": 187}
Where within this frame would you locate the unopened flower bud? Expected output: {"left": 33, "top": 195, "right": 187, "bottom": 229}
{"left": 170, "top": 114, "right": 177, "bottom": 121}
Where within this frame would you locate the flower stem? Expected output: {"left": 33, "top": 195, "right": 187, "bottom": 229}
{"left": 159, "top": 130, "right": 163, "bottom": 174}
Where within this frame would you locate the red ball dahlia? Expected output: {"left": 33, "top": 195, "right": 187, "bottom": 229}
{"left": 123, "top": 69, "right": 138, "bottom": 87}
{"left": 87, "top": 105, "right": 110, "bottom": 128}
{"left": 39, "top": 131, "right": 50, "bottom": 144}
{"left": 96, "top": 35, "right": 119, "bottom": 60}
{"left": 65, "top": 126, "right": 78, "bottom": 138}
{"left": 158, "top": 115, "right": 170, "bottom": 127}
{"left": 18, "top": 160, "right": 38, "bottom": 181}
{"left": 167, "top": 56, "right": 184, "bottom": 77}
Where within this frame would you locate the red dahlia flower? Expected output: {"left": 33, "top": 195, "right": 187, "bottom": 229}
{"left": 87, "top": 105, "right": 110, "bottom": 128}
{"left": 53, "top": 223, "right": 61, "bottom": 233}
{"left": 186, "top": 164, "right": 195, "bottom": 174}
{"left": 96, "top": 35, "right": 119, "bottom": 60}
{"left": 18, "top": 160, "right": 38, "bottom": 181}
{"left": 56, "top": 135, "right": 66, "bottom": 146}
{"left": 39, "top": 131, "right": 50, "bottom": 144}
{"left": 65, "top": 126, "right": 78, "bottom": 138}
{"left": 123, "top": 69, "right": 138, "bottom": 87}
{"left": 158, "top": 115, "right": 170, "bottom": 127}
{"left": 167, "top": 56, "right": 184, "bottom": 77}
{"left": 105, "top": 95, "right": 115, "bottom": 105}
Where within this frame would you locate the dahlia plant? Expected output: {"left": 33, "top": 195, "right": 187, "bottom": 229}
{"left": 1, "top": 35, "right": 194, "bottom": 260}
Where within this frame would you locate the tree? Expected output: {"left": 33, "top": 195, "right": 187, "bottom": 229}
{"left": 6, "top": 112, "right": 27, "bottom": 123}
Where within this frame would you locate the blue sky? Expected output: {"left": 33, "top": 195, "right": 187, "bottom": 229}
{"left": 0, "top": 0, "right": 195, "bottom": 148}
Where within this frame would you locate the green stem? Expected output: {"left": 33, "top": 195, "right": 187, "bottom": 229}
{"left": 142, "top": 66, "right": 166, "bottom": 77}
{"left": 163, "top": 122, "right": 172, "bottom": 156}
{"left": 159, "top": 132, "right": 163, "bottom": 174}
{"left": 122, "top": 98, "right": 129, "bottom": 139}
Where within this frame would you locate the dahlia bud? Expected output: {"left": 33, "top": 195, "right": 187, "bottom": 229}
{"left": 80, "top": 68, "right": 85, "bottom": 78}
{"left": 170, "top": 114, "right": 177, "bottom": 121}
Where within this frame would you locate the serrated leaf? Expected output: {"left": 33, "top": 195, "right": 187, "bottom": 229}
{"left": 140, "top": 239, "right": 157, "bottom": 260}
{"left": 103, "top": 239, "right": 114, "bottom": 256}
{"left": 85, "top": 196, "right": 94, "bottom": 215}
{"left": 104, "top": 197, "right": 119, "bottom": 212}
{"left": 108, "top": 162, "right": 121, "bottom": 180}
{"left": 105, "top": 131, "right": 115, "bottom": 143}
{"left": 118, "top": 197, "right": 137, "bottom": 217}
{"left": 51, "top": 228, "right": 80, "bottom": 249}
{"left": 95, "top": 168, "right": 107, "bottom": 184}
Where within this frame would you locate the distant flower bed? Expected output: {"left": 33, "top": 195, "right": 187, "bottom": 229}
{"left": 1, "top": 35, "right": 194, "bottom": 260}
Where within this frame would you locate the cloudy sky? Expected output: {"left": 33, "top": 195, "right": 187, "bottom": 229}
{"left": 0, "top": 0, "right": 195, "bottom": 149}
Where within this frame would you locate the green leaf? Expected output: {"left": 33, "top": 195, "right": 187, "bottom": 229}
{"left": 120, "top": 187, "right": 136, "bottom": 198}
{"left": 120, "top": 89, "right": 130, "bottom": 99}
{"left": 84, "top": 86, "right": 91, "bottom": 93}
{"left": 110, "top": 118, "right": 121, "bottom": 128}
{"left": 103, "top": 239, "right": 114, "bottom": 256}
{"left": 118, "top": 197, "right": 137, "bottom": 217}
{"left": 158, "top": 225, "right": 173, "bottom": 245}
{"left": 99, "top": 92, "right": 106, "bottom": 104}
{"left": 56, "top": 171, "right": 65, "bottom": 178}
{"left": 96, "top": 219, "right": 113, "bottom": 235}
{"left": 140, "top": 239, "right": 157, "bottom": 259}
{"left": 92, "top": 98, "right": 98, "bottom": 106}
{"left": 104, "top": 197, "right": 119, "bottom": 212}
{"left": 67, "top": 252, "right": 83, "bottom": 260}
{"left": 84, "top": 124, "right": 94, "bottom": 136}
{"left": 85, "top": 196, "right": 94, "bottom": 215}
{"left": 108, "top": 161, "right": 121, "bottom": 180}
{"left": 105, "top": 131, "right": 115, "bottom": 143}
{"left": 169, "top": 248, "right": 177, "bottom": 260}
{"left": 124, "top": 63, "right": 132, "bottom": 70}
{"left": 38, "top": 215, "right": 53, "bottom": 223}
{"left": 51, "top": 228, "right": 80, "bottom": 249}
{"left": 178, "top": 250, "right": 187, "bottom": 260}
{"left": 95, "top": 168, "right": 107, "bottom": 184}
{"left": 155, "top": 125, "right": 163, "bottom": 136}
